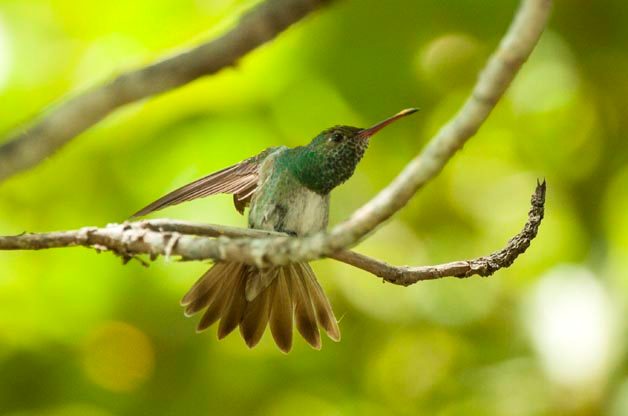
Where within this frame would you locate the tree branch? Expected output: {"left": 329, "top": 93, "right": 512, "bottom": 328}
{"left": 330, "top": 181, "right": 546, "bottom": 285}
{"left": 118, "top": 0, "right": 551, "bottom": 269}
{"left": 325, "top": 0, "right": 552, "bottom": 251}
{"left": 0, "top": 0, "right": 552, "bottom": 273}
{"left": 0, "top": 181, "right": 545, "bottom": 286}
{"left": 0, "top": 0, "right": 332, "bottom": 182}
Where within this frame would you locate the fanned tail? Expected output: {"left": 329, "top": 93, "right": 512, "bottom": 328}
{"left": 181, "top": 262, "right": 340, "bottom": 353}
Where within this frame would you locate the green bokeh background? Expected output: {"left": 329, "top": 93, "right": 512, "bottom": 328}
{"left": 1, "top": 0, "right": 627, "bottom": 415}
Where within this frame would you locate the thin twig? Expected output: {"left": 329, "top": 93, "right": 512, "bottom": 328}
{"left": 0, "top": 182, "right": 546, "bottom": 286}
{"left": 0, "top": 0, "right": 332, "bottom": 182}
{"left": 330, "top": 181, "right": 546, "bottom": 285}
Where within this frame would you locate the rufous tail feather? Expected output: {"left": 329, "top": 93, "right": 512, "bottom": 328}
{"left": 181, "top": 262, "right": 340, "bottom": 353}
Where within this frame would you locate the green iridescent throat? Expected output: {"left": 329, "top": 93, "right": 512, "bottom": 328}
{"left": 283, "top": 126, "right": 368, "bottom": 195}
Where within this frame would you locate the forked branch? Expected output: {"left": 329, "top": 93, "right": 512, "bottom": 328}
{"left": 0, "top": 181, "right": 545, "bottom": 285}
{"left": 0, "top": 0, "right": 552, "bottom": 276}
{"left": 117, "top": 0, "right": 551, "bottom": 268}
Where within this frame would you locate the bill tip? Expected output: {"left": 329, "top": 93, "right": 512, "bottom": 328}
{"left": 400, "top": 107, "right": 419, "bottom": 116}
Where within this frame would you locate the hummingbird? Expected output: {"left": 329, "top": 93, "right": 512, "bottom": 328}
{"left": 132, "top": 108, "right": 418, "bottom": 352}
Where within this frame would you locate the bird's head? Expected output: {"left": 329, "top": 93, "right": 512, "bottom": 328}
{"left": 290, "top": 108, "right": 418, "bottom": 195}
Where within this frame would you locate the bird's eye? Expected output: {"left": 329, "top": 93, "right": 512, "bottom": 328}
{"left": 331, "top": 132, "right": 344, "bottom": 142}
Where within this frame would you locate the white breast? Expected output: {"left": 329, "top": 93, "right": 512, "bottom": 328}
{"left": 281, "top": 188, "right": 329, "bottom": 236}
{"left": 248, "top": 149, "right": 331, "bottom": 236}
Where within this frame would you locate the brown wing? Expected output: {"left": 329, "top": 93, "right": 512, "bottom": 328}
{"left": 131, "top": 147, "right": 279, "bottom": 218}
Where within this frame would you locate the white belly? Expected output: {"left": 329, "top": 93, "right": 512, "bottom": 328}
{"left": 248, "top": 174, "right": 330, "bottom": 236}
{"left": 281, "top": 187, "right": 329, "bottom": 236}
